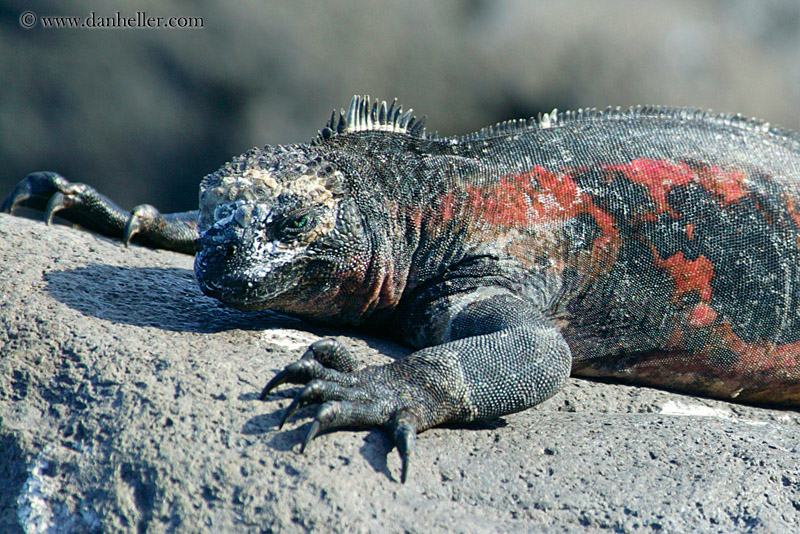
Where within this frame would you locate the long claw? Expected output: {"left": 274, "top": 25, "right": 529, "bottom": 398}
{"left": 123, "top": 204, "right": 163, "bottom": 248}
{"left": 261, "top": 357, "right": 356, "bottom": 402}
{"left": 1, "top": 192, "right": 23, "bottom": 213}
{"left": 260, "top": 370, "right": 289, "bottom": 400}
{"left": 300, "top": 420, "right": 321, "bottom": 453}
{"left": 278, "top": 380, "right": 350, "bottom": 428}
{"left": 397, "top": 425, "right": 416, "bottom": 484}
{"left": 279, "top": 392, "right": 305, "bottom": 429}
{"left": 2, "top": 171, "right": 64, "bottom": 214}
{"left": 391, "top": 412, "right": 417, "bottom": 484}
{"left": 260, "top": 360, "right": 319, "bottom": 401}
{"left": 44, "top": 192, "right": 68, "bottom": 225}
{"left": 124, "top": 213, "right": 141, "bottom": 246}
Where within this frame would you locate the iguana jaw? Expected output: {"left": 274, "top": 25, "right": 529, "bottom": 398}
{"left": 193, "top": 239, "right": 307, "bottom": 312}
{"left": 194, "top": 233, "right": 375, "bottom": 323}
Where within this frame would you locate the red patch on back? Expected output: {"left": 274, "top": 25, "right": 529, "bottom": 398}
{"left": 656, "top": 251, "right": 714, "bottom": 301}
{"left": 688, "top": 302, "right": 717, "bottom": 327}
{"left": 446, "top": 158, "right": 751, "bottom": 233}
{"left": 458, "top": 175, "right": 537, "bottom": 226}
{"left": 453, "top": 166, "right": 619, "bottom": 237}
{"left": 606, "top": 159, "right": 694, "bottom": 215}
{"left": 607, "top": 158, "right": 748, "bottom": 210}
{"left": 697, "top": 165, "right": 747, "bottom": 204}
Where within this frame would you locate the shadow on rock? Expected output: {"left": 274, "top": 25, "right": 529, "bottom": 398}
{"left": 44, "top": 264, "right": 414, "bottom": 362}
{"left": 359, "top": 430, "right": 395, "bottom": 482}
{"left": 0, "top": 433, "right": 28, "bottom": 534}
{"left": 43, "top": 264, "right": 303, "bottom": 333}
{"left": 253, "top": 413, "right": 399, "bottom": 482}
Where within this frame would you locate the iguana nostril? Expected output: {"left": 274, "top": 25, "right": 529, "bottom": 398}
{"left": 234, "top": 204, "right": 253, "bottom": 227}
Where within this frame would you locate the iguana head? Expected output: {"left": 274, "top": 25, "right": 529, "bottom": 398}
{"left": 194, "top": 96, "right": 426, "bottom": 324}
{"left": 194, "top": 142, "right": 366, "bottom": 322}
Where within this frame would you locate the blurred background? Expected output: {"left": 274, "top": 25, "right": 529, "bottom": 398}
{"left": 2, "top": 0, "right": 800, "bottom": 214}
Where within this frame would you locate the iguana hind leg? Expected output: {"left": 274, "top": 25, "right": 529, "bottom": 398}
{"left": 2, "top": 171, "right": 198, "bottom": 254}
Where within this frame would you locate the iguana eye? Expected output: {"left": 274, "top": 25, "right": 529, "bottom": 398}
{"left": 280, "top": 211, "right": 316, "bottom": 237}
{"left": 288, "top": 215, "right": 309, "bottom": 229}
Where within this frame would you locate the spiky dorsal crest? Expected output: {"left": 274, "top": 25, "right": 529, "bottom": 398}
{"left": 458, "top": 109, "right": 560, "bottom": 141}
{"left": 315, "top": 96, "right": 427, "bottom": 143}
{"left": 314, "top": 99, "right": 800, "bottom": 151}
{"left": 456, "top": 105, "right": 800, "bottom": 148}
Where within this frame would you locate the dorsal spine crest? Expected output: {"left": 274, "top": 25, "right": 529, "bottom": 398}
{"left": 316, "top": 96, "right": 427, "bottom": 143}
{"left": 314, "top": 97, "right": 800, "bottom": 152}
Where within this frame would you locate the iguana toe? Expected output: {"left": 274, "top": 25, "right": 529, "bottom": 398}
{"left": 279, "top": 379, "right": 354, "bottom": 428}
{"left": 298, "top": 399, "right": 394, "bottom": 448}
{"left": 261, "top": 358, "right": 355, "bottom": 401}
{"left": 124, "top": 210, "right": 143, "bottom": 246}
{"left": 389, "top": 411, "right": 417, "bottom": 483}
{"left": 124, "top": 204, "right": 165, "bottom": 246}
{"left": 2, "top": 171, "right": 70, "bottom": 214}
{"left": 260, "top": 338, "right": 364, "bottom": 400}
{"left": 44, "top": 191, "right": 68, "bottom": 224}
{"left": 299, "top": 401, "right": 420, "bottom": 483}
{"left": 301, "top": 338, "right": 362, "bottom": 373}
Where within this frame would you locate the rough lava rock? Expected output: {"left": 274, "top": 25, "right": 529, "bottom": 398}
{"left": 1, "top": 213, "right": 800, "bottom": 533}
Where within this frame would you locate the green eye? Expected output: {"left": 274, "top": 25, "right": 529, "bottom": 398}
{"left": 288, "top": 215, "right": 309, "bottom": 229}
{"left": 281, "top": 212, "right": 315, "bottom": 236}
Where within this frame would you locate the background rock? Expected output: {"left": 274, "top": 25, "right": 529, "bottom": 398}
{"left": 2, "top": 216, "right": 800, "bottom": 533}
{"left": 3, "top": 0, "right": 800, "bottom": 212}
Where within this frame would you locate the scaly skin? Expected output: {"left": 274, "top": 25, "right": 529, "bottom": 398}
{"left": 5, "top": 96, "right": 800, "bottom": 482}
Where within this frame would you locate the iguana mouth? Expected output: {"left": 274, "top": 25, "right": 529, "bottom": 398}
{"left": 196, "top": 274, "right": 296, "bottom": 310}
{"left": 194, "top": 242, "right": 304, "bottom": 310}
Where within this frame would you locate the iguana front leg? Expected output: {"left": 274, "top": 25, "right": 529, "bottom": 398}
{"left": 2, "top": 171, "right": 198, "bottom": 254}
{"left": 262, "top": 289, "right": 572, "bottom": 482}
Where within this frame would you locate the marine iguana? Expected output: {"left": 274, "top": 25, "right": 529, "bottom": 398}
{"left": 5, "top": 96, "right": 800, "bottom": 483}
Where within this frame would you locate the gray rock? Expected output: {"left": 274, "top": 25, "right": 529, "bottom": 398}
{"left": 2, "top": 213, "right": 800, "bottom": 533}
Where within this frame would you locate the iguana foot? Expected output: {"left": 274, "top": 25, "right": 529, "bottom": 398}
{"left": 2, "top": 172, "right": 198, "bottom": 254}
{"left": 261, "top": 338, "right": 425, "bottom": 483}
{"left": 3, "top": 171, "right": 95, "bottom": 217}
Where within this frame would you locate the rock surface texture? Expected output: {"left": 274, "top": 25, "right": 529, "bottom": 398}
{"left": 2, "top": 213, "right": 800, "bottom": 533}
